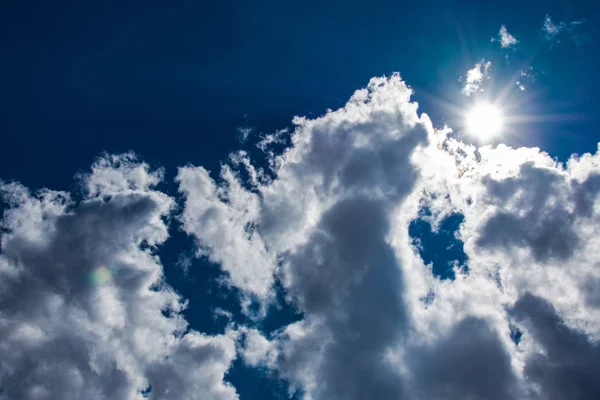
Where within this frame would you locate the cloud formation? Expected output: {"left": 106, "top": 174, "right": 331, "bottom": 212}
{"left": 179, "top": 73, "right": 600, "bottom": 399}
{"left": 462, "top": 60, "right": 492, "bottom": 96}
{"left": 542, "top": 15, "right": 588, "bottom": 45}
{"left": 512, "top": 293, "right": 600, "bottom": 400}
{"left": 0, "top": 154, "right": 238, "bottom": 400}
{"left": 494, "top": 25, "right": 518, "bottom": 48}
{"left": 3, "top": 73, "right": 600, "bottom": 399}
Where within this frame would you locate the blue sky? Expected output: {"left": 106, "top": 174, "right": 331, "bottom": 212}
{"left": 1, "top": 1, "right": 600, "bottom": 399}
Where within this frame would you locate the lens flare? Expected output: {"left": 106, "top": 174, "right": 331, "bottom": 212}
{"left": 89, "top": 265, "right": 113, "bottom": 286}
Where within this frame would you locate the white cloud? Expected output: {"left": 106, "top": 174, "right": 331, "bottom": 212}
{"left": 179, "top": 74, "right": 436, "bottom": 399}
{"left": 515, "top": 67, "right": 535, "bottom": 91}
{"left": 0, "top": 154, "right": 238, "bottom": 400}
{"left": 543, "top": 15, "right": 564, "bottom": 40}
{"left": 495, "top": 25, "right": 518, "bottom": 48}
{"left": 5, "top": 72, "right": 600, "bottom": 399}
{"left": 237, "top": 126, "right": 253, "bottom": 143}
{"left": 176, "top": 161, "right": 276, "bottom": 301}
{"left": 177, "top": 74, "right": 531, "bottom": 399}
{"left": 177, "top": 73, "right": 600, "bottom": 399}
{"left": 462, "top": 60, "right": 492, "bottom": 96}
{"left": 542, "top": 15, "right": 588, "bottom": 45}
{"left": 239, "top": 328, "right": 275, "bottom": 367}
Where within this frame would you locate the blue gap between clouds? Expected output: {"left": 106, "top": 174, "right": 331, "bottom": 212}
{"left": 509, "top": 323, "right": 523, "bottom": 346}
{"left": 224, "top": 277, "right": 303, "bottom": 400}
{"left": 409, "top": 208, "right": 526, "bottom": 348}
{"left": 158, "top": 191, "right": 302, "bottom": 399}
{"left": 408, "top": 208, "right": 468, "bottom": 281}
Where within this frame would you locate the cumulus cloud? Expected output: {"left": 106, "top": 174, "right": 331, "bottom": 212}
{"left": 0, "top": 154, "right": 238, "bottom": 400}
{"left": 178, "top": 72, "right": 600, "bottom": 400}
{"left": 177, "top": 160, "right": 276, "bottom": 300}
{"left": 407, "top": 317, "right": 521, "bottom": 400}
{"left": 5, "top": 73, "right": 599, "bottom": 399}
{"left": 178, "top": 75, "right": 523, "bottom": 399}
{"left": 434, "top": 140, "right": 600, "bottom": 336}
{"left": 179, "top": 75, "right": 432, "bottom": 398}
{"left": 462, "top": 60, "right": 492, "bottom": 96}
{"left": 512, "top": 293, "right": 600, "bottom": 400}
{"left": 493, "top": 25, "right": 518, "bottom": 48}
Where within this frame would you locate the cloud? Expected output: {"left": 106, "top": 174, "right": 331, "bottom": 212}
{"left": 494, "top": 25, "right": 518, "bottom": 48}
{"left": 512, "top": 293, "right": 600, "bottom": 399}
{"left": 542, "top": 15, "right": 588, "bottom": 45}
{"left": 515, "top": 67, "right": 535, "bottom": 91}
{"left": 5, "top": 72, "right": 600, "bottom": 399}
{"left": 0, "top": 154, "right": 238, "bottom": 400}
{"left": 407, "top": 317, "right": 521, "bottom": 400}
{"left": 178, "top": 74, "right": 535, "bottom": 399}
{"left": 177, "top": 160, "right": 276, "bottom": 301}
{"left": 462, "top": 60, "right": 492, "bottom": 96}
{"left": 179, "top": 74, "right": 433, "bottom": 398}
{"left": 178, "top": 72, "right": 600, "bottom": 399}
{"left": 237, "top": 126, "right": 253, "bottom": 143}
{"left": 439, "top": 141, "right": 600, "bottom": 334}
{"left": 543, "top": 15, "right": 563, "bottom": 39}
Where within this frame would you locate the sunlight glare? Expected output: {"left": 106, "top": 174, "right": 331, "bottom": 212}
{"left": 465, "top": 103, "right": 504, "bottom": 140}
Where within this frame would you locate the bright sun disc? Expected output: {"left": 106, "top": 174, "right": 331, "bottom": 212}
{"left": 465, "top": 103, "right": 504, "bottom": 139}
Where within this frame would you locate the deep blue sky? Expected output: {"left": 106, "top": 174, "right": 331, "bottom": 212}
{"left": 2, "top": 0, "right": 599, "bottom": 191}
{"left": 1, "top": 1, "right": 599, "bottom": 398}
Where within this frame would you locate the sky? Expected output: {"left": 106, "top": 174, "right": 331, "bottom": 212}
{"left": 1, "top": 1, "right": 600, "bottom": 399}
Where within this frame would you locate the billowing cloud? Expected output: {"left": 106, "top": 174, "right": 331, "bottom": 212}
{"left": 407, "top": 317, "right": 520, "bottom": 400}
{"left": 0, "top": 154, "right": 238, "bottom": 400}
{"left": 462, "top": 60, "right": 492, "bottom": 96}
{"left": 180, "top": 72, "right": 600, "bottom": 399}
{"left": 494, "top": 25, "right": 518, "bottom": 48}
{"left": 4, "top": 72, "right": 600, "bottom": 399}
{"left": 180, "top": 75, "right": 431, "bottom": 398}
{"left": 434, "top": 140, "right": 600, "bottom": 334}
{"left": 179, "top": 75, "right": 516, "bottom": 399}
{"left": 512, "top": 293, "right": 600, "bottom": 399}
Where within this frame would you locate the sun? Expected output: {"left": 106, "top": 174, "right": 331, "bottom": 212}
{"left": 465, "top": 102, "right": 504, "bottom": 140}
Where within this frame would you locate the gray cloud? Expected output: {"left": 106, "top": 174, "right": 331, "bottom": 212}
{"left": 513, "top": 293, "right": 600, "bottom": 400}
{"left": 276, "top": 197, "right": 408, "bottom": 399}
{"left": 180, "top": 74, "right": 563, "bottom": 399}
{"left": 4, "top": 66, "right": 600, "bottom": 399}
{"left": 476, "top": 163, "right": 579, "bottom": 261}
{"left": 408, "top": 317, "right": 521, "bottom": 400}
{"left": 0, "top": 154, "right": 238, "bottom": 400}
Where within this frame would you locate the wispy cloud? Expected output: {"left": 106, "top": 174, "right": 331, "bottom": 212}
{"left": 237, "top": 125, "right": 253, "bottom": 142}
{"left": 542, "top": 14, "right": 588, "bottom": 45}
{"left": 0, "top": 154, "right": 240, "bottom": 400}
{"left": 543, "top": 15, "right": 564, "bottom": 39}
{"left": 462, "top": 60, "right": 492, "bottom": 96}
{"left": 516, "top": 66, "right": 535, "bottom": 91}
